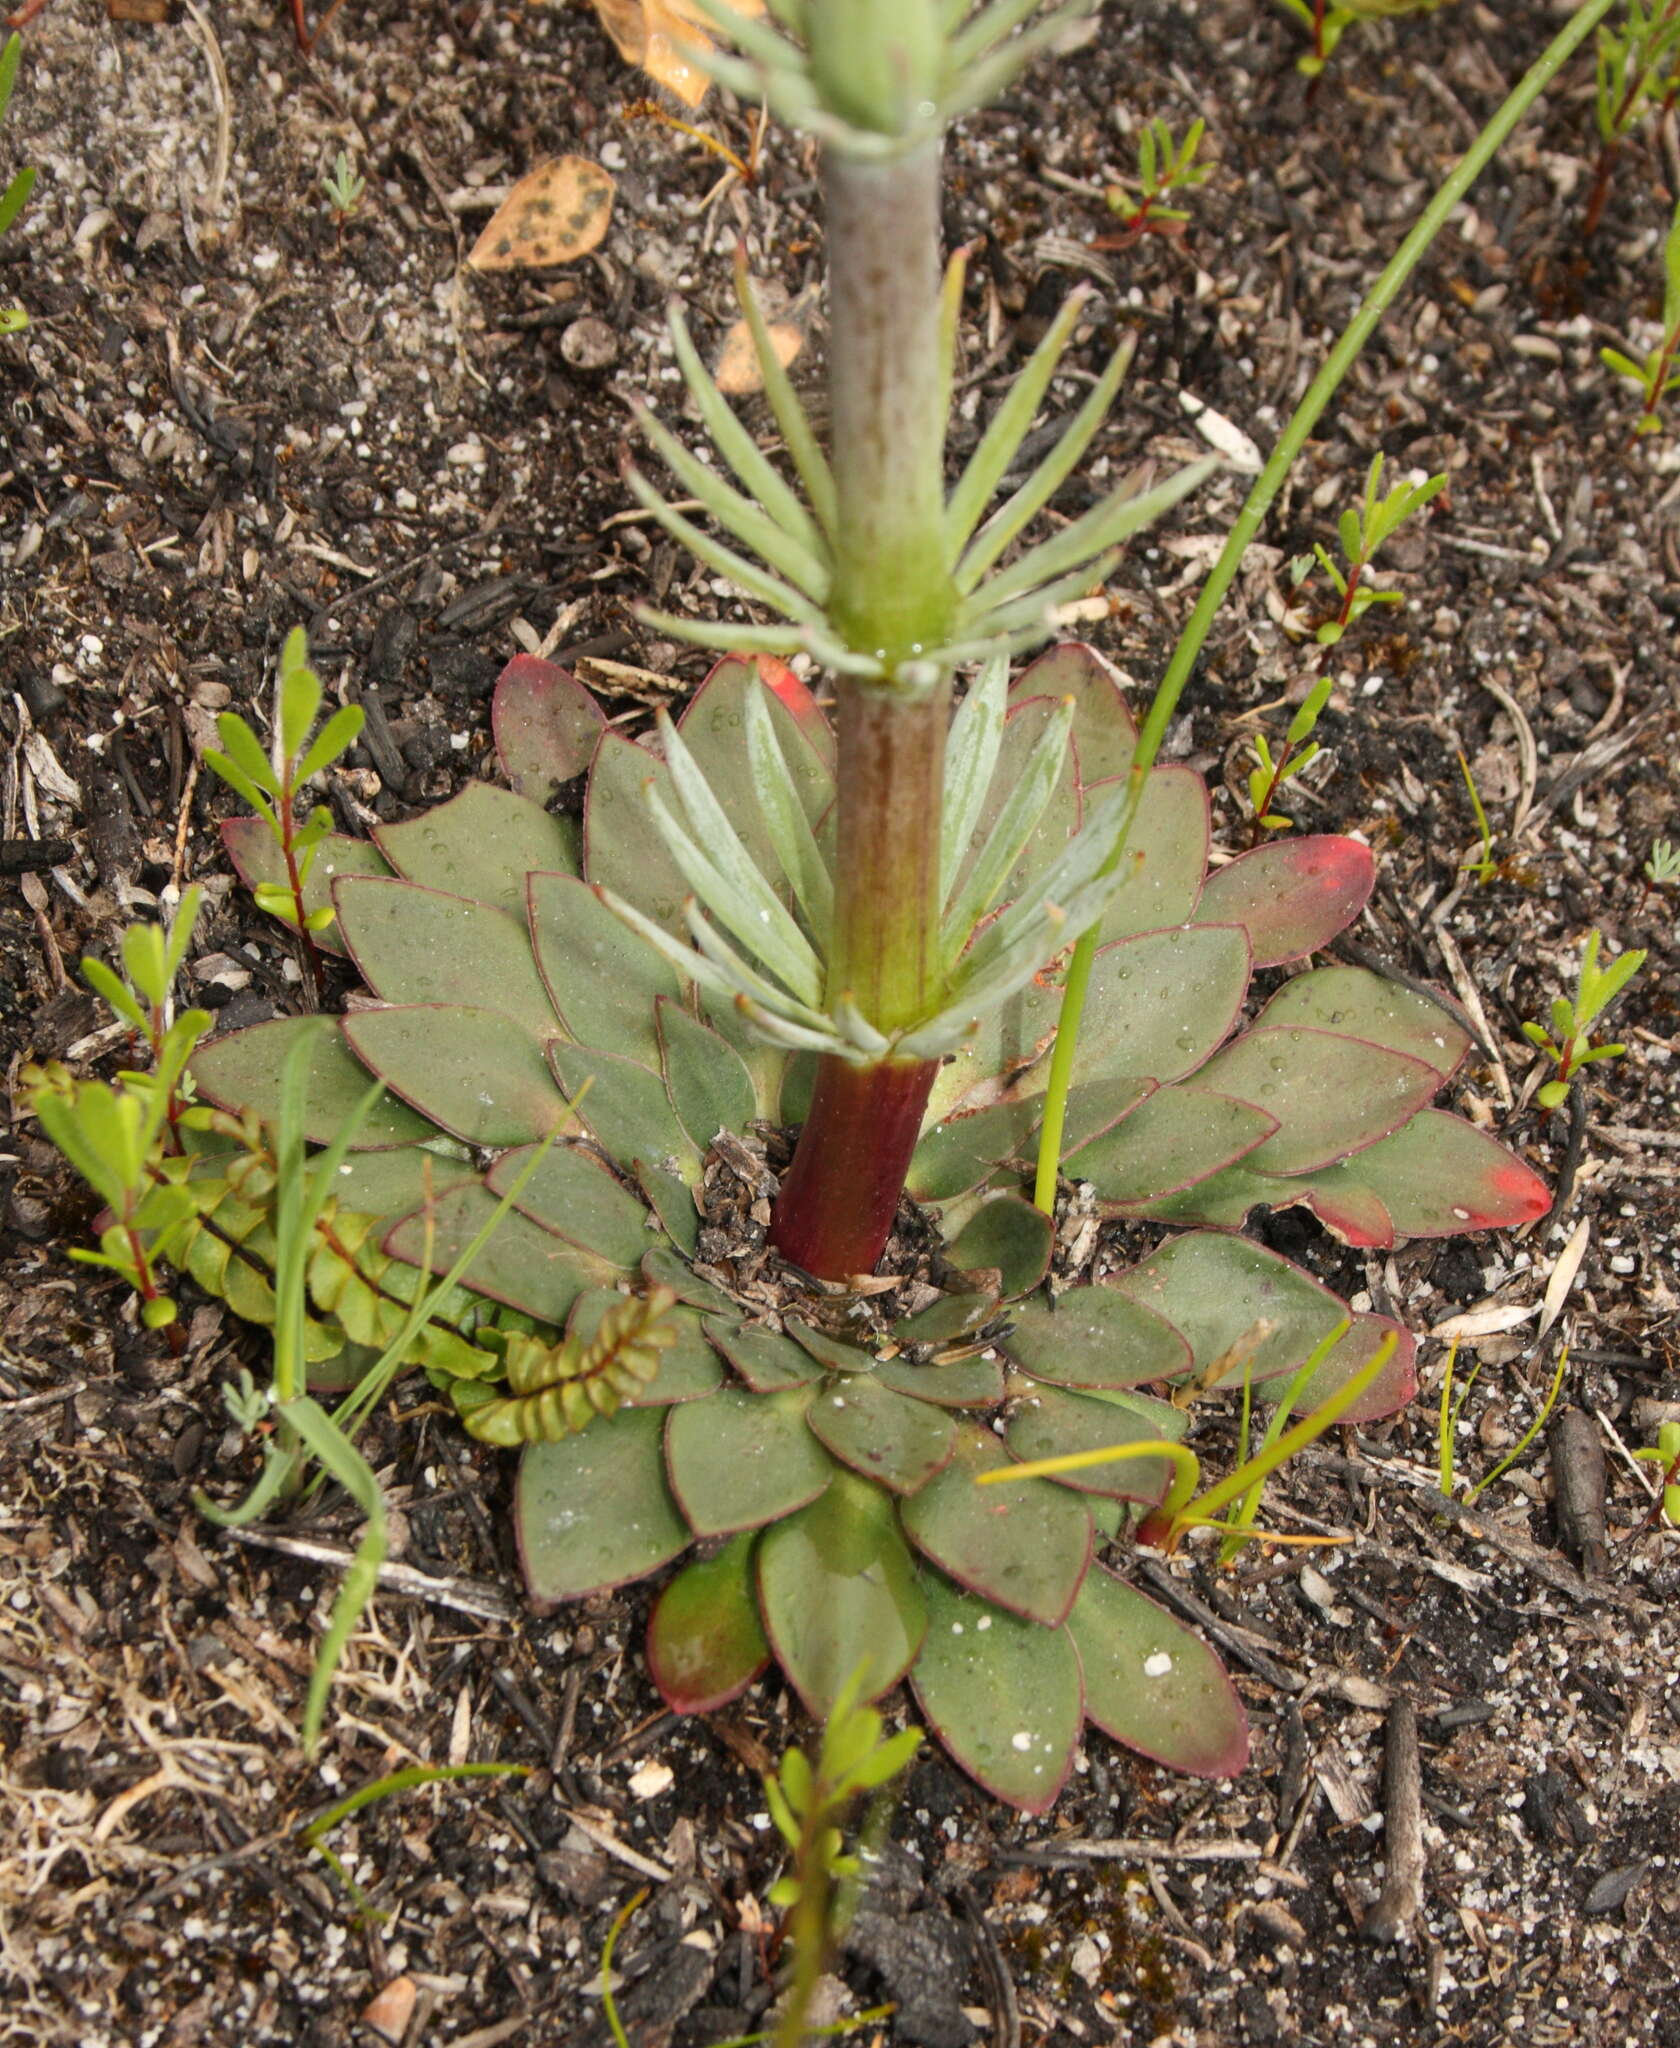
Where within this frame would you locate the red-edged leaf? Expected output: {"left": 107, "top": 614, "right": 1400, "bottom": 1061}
{"left": 191, "top": 1014, "right": 433, "bottom": 1150}
{"left": 1254, "top": 964, "right": 1470, "bottom": 1081}
{"left": 374, "top": 783, "right": 579, "bottom": 910}
{"left": 647, "top": 1534, "right": 771, "bottom": 1713}
{"left": 1070, "top": 1086, "right": 1278, "bottom": 1206}
{"left": 1014, "top": 640, "right": 1137, "bottom": 788}
{"left": 1194, "top": 836, "right": 1375, "bottom": 966}
{"left": 910, "top": 1570, "right": 1083, "bottom": 1814}
{"left": 1070, "top": 1566, "right": 1248, "bottom": 1778}
{"left": 1292, "top": 1108, "right": 1550, "bottom": 1239}
{"left": 491, "top": 655, "right": 606, "bottom": 801}
{"left": 1192, "top": 1026, "right": 1441, "bottom": 1175}
{"left": 1063, "top": 924, "right": 1252, "bottom": 1088}
{"left": 756, "top": 1470, "right": 927, "bottom": 1716}
{"left": 346, "top": 1004, "right": 563, "bottom": 1148}
{"left": 516, "top": 1409, "right": 689, "bottom": 1605}
{"left": 900, "top": 1423, "right": 1092, "bottom": 1627}
{"left": 335, "top": 878, "right": 563, "bottom": 1039}
{"left": 1112, "top": 1230, "right": 1415, "bottom": 1408}
{"left": 1096, "top": 766, "right": 1209, "bottom": 943}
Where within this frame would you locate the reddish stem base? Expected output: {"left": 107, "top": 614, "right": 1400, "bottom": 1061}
{"left": 769, "top": 1054, "right": 939, "bottom": 1282}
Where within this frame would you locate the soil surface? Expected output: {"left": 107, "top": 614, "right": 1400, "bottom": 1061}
{"left": 3, "top": 2, "right": 1680, "bottom": 2044}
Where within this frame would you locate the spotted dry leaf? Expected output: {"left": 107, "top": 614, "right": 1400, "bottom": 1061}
{"left": 467, "top": 157, "right": 615, "bottom": 272}
{"left": 589, "top": 0, "right": 764, "bottom": 110}
{"left": 713, "top": 316, "right": 803, "bottom": 396}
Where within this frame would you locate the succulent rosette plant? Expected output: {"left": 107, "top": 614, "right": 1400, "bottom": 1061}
{"left": 43, "top": 0, "right": 1582, "bottom": 1809}
{"left": 181, "top": 634, "right": 1546, "bottom": 1809}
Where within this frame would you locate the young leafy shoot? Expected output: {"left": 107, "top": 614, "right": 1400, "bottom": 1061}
{"left": 204, "top": 628, "right": 365, "bottom": 983}
{"left": 1521, "top": 930, "right": 1646, "bottom": 1110}
{"left": 1586, "top": 0, "right": 1680, "bottom": 236}
{"left": 1638, "top": 836, "right": 1680, "bottom": 915}
{"left": 1601, "top": 195, "right": 1680, "bottom": 433}
{"left": 20, "top": 889, "right": 211, "bottom": 1346}
{"left": 1294, "top": 453, "right": 1445, "bottom": 645}
{"left": 1097, "top": 116, "right": 1210, "bottom": 248}
{"left": 762, "top": 1668, "right": 921, "bottom": 2048}
{"left": 0, "top": 34, "right": 35, "bottom": 336}
{"left": 1246, "top": 675, "right": 1333, "bottom": 841}
{"left": 1272, "top": 0, "right": 1453, "bottom": 79}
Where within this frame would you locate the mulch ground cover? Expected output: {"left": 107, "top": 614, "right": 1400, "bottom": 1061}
{"left": 2, "top": 1, "right": 1678, "bottom": 2042}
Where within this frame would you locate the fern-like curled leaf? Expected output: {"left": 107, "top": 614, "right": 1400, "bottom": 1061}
{"left": 461, "top": 1287, "right": 681, "bottom": 1446}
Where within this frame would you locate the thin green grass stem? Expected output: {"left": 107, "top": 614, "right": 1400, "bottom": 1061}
{"left": 1031, "top": 0, "right": 1618, "bottom": 1215}
{"left": 1464, "top": 1344, "right": 1570, "bottom": 1506}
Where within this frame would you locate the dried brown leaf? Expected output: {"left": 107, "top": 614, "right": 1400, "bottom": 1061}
{"left": 714, "top": 316, "right": 803, "bottom": 395}
{"left": 588, "top": 0, "right": 764, "bottom": 110}
{"left": 467, "top": 157, "right": 616, "bottom": 273}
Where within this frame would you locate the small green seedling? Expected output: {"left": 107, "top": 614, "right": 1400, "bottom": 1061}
{"left": 1272, "top": 0, "right": 1451, "bottom": 80}
{"left": 1601, "top": 197, "right": 1680, "bottom": 434}
{"left": 1633, "top": 1420, "right": 1680, "bottom": 1530}
{"left": 21, "top": 889, "right": 211, "bottom": 1345}
{"left": 0, "top": 34, "right": 38, "bottom": 336}
{"left": 761, "top": 1669, "right": 921, "bottom": 2048}
{"left": 1458, "top": 750, "right": 1500, "bottom": 884}
{"left": 1638, "top": 836, "right": 1680, "bottom": 915}
{"left": 1097, "top": 117, "right": 1210, "bottom": 248}
{"left": 1246, "top": 675, "right": 1333, "bottom": 841}
{"left": 203, "top": 628, "right": 364, "bottom": 985}
{"left": 597, "top": 1677, "right": 913, "bottom": 2048}
{"left": 321, "top": 148, "right": 365, "bottom": 250}
{"left": 1438, "top": 1338, "right": 1570, "bottom": 1504}
{"left": 1521, "top": 930, "right": 1646, "bottom": 1110}
{"left": 301, "top": 1761, "right": 529, "bottom": 1921}
{"left": 1586, "top": 0, "right": 1680, "bottom": 237}
{"left": 983, "top": 1323, "right": 1395, "bottom": 1560}
{"left": 1292, "top": 453, "right": 1446, "bottom": 645}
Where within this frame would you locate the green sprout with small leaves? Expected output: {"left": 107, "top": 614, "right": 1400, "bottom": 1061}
{"left": 204, "top": 628, "right": 364, "bottom": 986}
{"left": 21, "top": 889, "right": 210, "bottom": 1345}
{"left": 1272, "top": 0, "right": 1452, "bottom": 80}
{"left": 1638, "top": 836, "right": 1679, "bottom": 915}
{"left": 1522, "top": 930, "right": 1646, "bottom": 1110}
{"left": 597, "top": 1681, "right": 913, "bottom": 2048}
{"left": 1246, "top": 675, "right": 1333, "bottom": 841}
{"left": 0, "top": 34, "right": 37, "bottom": 336}
{"left": 1586, "top": 0, "right": 1680, "bottom": 237}
{"left": 1633, "top": 1420, "right": 1680, "bottom": 1531}
{"left": 1292, "top": 453, "right": 1446, "bottom": 646}
{"left": 1601, "top": 196, "right": 1680, "bottom": 435}
{"left": 762, "top": 1671, "right": 921, "bottom": 2048}
{"left": 1098, "top": 117, "right": 1210, "bottom": 248}
{"left": 321, "top": 148, "right": 365, "bottom": 252}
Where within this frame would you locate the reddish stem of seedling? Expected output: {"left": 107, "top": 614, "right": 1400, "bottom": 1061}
{"left": 770, "top": 1055, "right": 939, "bottom": 1280}
{"left": 1247, "top": 738, "right": 1297, "bottom": 849}
{"left": 276, "top": 764, "right": 326, "bottom": 998}
{"left": 1640, "top": 1450, "right": 1680, "bottom": 1531}
{"left": 125, "top": 1218, "right": 184, "bottom": 1357}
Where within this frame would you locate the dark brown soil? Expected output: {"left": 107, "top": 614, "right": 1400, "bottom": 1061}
{"left": 3, "top": 2, "right": 1679, "bottom": 2045}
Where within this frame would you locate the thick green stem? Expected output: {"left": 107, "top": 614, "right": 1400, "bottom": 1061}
{"left": 1032, "top": 0, "right": 1619, "bottom": 1214}
{"left": 824, "top": 142, "right": 957, "bottom": 663}
{"left": 828, "top": 677, "right": 950, "bottom": 1028}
